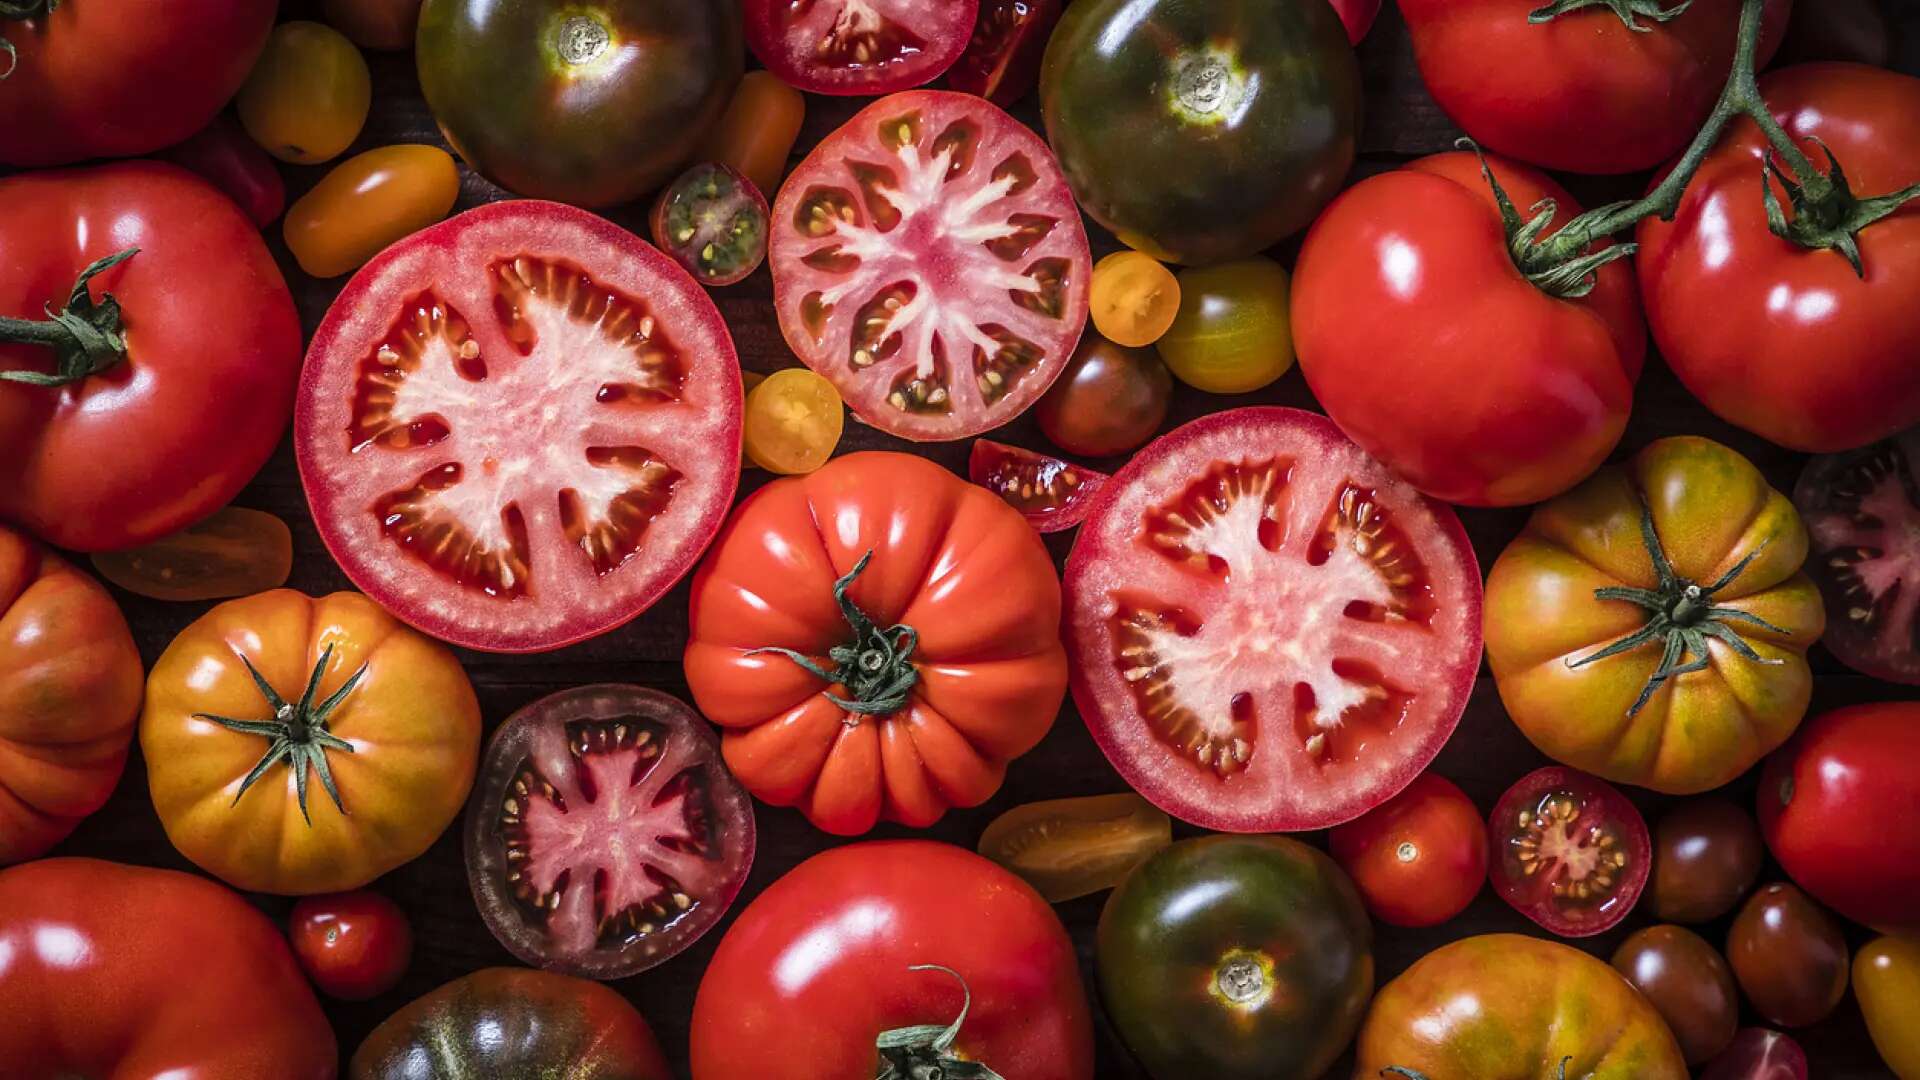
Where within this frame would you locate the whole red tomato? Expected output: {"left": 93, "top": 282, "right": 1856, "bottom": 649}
{"left": 290, "top": 890, "right": 414, "bottom": 1001}
{"left": 1330, "top": 771, "right": 1487, "bottom": 928}
{"left": 689, "top": 841, "right": 1094, "bottom": 1080}
{"left": 1638, "top": 63, "right": 1920, "bottom": 453}
{"left": 0, "top": 162, "right": 300, "bottom": 553}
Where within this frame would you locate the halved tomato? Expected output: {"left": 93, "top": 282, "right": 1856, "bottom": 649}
{"left": 649, "top": 162, "right": 769, "bottom": 289}
{"left": 947, "top": 0, "right": 1061, "bottom": 107}
{"left": 295, "top": 201, "right": 743, "bottom": 652}
{"left": 770, "top": 90, "right": 1090, "bottom": 442}
{"left": 1489, "top": 766, "right": 1650, "bottom": 938}
{"left": 464, "top": 685, "right": 754, "bottom": 980}
{"left": 746, "top": 0, "right": 978, "bottom": 96}
{"left": 969, "top": 439, "right": 1108, "bottom": 533}
{"left": 1793, "top": 430, "right": 1920, "bottom": 684}
{"left": 1062, "top": 407, "right": 1482, "bottom": 832}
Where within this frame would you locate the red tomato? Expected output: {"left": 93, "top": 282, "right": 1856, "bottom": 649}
{"left": 968, "top": 438, "right": 1108, "bottom": 533}
{"left": 289, "top": 890, "right": 413, "bottom": 1001}
{"left": 1638, "top": 63, "right": 1920, "bottom": 453}
{"left": 770, "top": 90, "right": 1090, "bottom": 442}
{"left": 1328, "top": 0, "right": 1381, "bottom": 43}
{"left": 1399, "top": 0, "right": 1789, "bottom": 174}
{"left": 1759, "top": 702, "right": 1920, "bottom": 935}
{"left": 295, "top": 201, "right": 743, "bottom": 652}
{"left": 159, "top": 115, "right": 288, "bottom": 229}
{"left": 1330, "top": 771, "right": 1487, "bottom": 928}
{"left": 1064, "top": 407, "right": 1483, "bottom": 832}
{"left": 0, "top": 162, "right": 301, "bottom": 553}
{"left": 746, "top": 0, "right": 978, "bottom": 95}
{"left": 947, "top": 0, "right": 1061, "bottom": 106}
{"left": 1489, "top": 766, "right": 1651, "bottom": 938}
{"left": 1293, "top": 150, "right": 1644, "bottom": 506}
{"left": 689, "top": 841, "right": 1094, "bottom": 1080}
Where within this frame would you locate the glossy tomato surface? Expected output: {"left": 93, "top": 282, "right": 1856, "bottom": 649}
{"left": 969, "top": 438, "right": 1109, "bottom": 533}
{"left": 1489, "top": 767, "right": 1650, "bottom": 938}
{"left": 1793, "top": 429, "right": 1920, "bottom": 683}
{"left": 747, "top": 0, "right": 977, "bottom": 95}
{"left": 290, "top": 890, "right": 414, "bottom": 1001}
{"left": 1329, "top": 771, "right": 1487, "bottom": 928}
{"left": 1610, "top": 925, "right": 1740, "bottom": 1065}
{"left": 284, "top": 145, "right": 462, "bottom": 279}
{"left": 1035, "top": 334, "right": 1172, "bottom": 457}
{"left": 1651, "top": 798, "right": 1764, "bottom": 924}
{"left": 1856, "top": 936, "right": 1920, "bottom": 1080}
{"left": 1727, "top": 883, "right": 1850, "bottom": 1028}
{"left": 1065, "top": 407, "right": 1482, "bottom": 832}
{"left": 236, "top": 21, "right": 371, "bottom": 166}
{"left": 948, "top": 0, "right": 1060, "bottom": 106}
{"left": 1156, "top": 256, "right": 1295, "bottom": 395}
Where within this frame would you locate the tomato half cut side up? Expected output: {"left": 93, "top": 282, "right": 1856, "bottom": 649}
{"left": 295, "top": 201, "right": 743, "bottom": 652}
{"left": 1063, "top": 407, "right": 1482, "bottom": 832}
{"left": 947, "top": 0, "right": 1062, "bottom": 107}
{"left": 770, "top": 90, "right": 1090, "bottom": 442}
{"left": 464, "top": 685, "right": 755, "bottom": 980}
{"left": 969, "top": 439, "right": 1108, "bottom": 533}
{"left": 1793, "top": 429, "right": 1920, "bottom": 684}
{"left": 1489, "top": 766, "right": 1650, "bottom": 938}
{"left": 746, "top": 0, "right": 979, "bottom": 96}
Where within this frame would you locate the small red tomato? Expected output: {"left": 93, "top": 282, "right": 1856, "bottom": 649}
{"left": 289, "top": 890, "right": 413, "bottom": 1001}
{"left": 1488, "top": 766, "right": 1650, "bottom": 938}
{"left": 1330, "top": 772, "right": 1486, "bottom": 928}
{"left": 159, "top": 115, "right": 287, "bottom": 228}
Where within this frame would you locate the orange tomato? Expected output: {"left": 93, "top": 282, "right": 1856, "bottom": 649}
{"left": 90, "top": 506, "right": 293, "bottom": 602}
{"left": 237, "top": 21, "right": 371, "bottom": 164}
{"left": 1090, "top": 250, "right": 1181, "bottom": 347}
{"left": 284, "top": 144, "right": 461, "bottom": 277}
{"left": 696, "top": 70, "right": 805, "bottom": 197}
{"left": 978, "top": 794, "right": 1171, "bottom": 902}
{"left": 742, "top": 368, "right": 843, "bottom": 475}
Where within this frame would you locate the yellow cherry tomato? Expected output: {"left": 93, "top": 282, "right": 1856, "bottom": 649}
{"left": 1090, "top": 250, "right": 1182, "bottom": 347}
{"left": 978, "top": 794, "right": 1172, "bottom": 903}
{"left": 743, "top": 368, "right": 843, "bottom": 475}
{"left": 90, "top": 507, "right": 292, "bottom": 602}
{"left": 1857, "top": 936, "right": 1920, "bottom": 1079}
{"left": 237, "top": 21, "right": 372, "bottom": 164}
{"left": 697, "top": 70, "right": 806, "bottom": 198}
{"left": 1157, "top": 257, "right": 1297, "bottom": 394}
{"left": 285, "top": 145, "right": 461, "bottom": 278}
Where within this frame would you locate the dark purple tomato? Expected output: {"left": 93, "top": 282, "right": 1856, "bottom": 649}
{"left": 1610, "top": 925, "right": 1738, "bottom": 1065}
{"left": 947, "top": 0, "right": 1061, "bottom": 107}
{"left": 1035, "top": 334, "right": 1171, "bottom": 458}
{"left": 1726, "top": 883, "right": 1849, "bottom": 1029}
{"left": 1651, "top": 798, "right": 1764, "bottom": 924}
{"left": 968, "top": 439, "right": 1109, "bottom": 534}
{"left": 1793, "top": 430, "right": 1920, "bottom": 684}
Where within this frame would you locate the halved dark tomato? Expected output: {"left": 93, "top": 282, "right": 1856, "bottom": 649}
{"left": 1701, "top": 1029, "right": 1808, "bottom": 1080}
{"left": 1062, "top": 407, "right": 1482, "bottom": 832}
{"left": 650, "top": 162, "right": 769, "bottom": 288}
{"left": 746, "top": 0, "right": 978, "bottom": 96}
{"left": 968, "top": 439, "right": 1108, "bottom": 533}
{"left": 946, "top": 0, "right": 1060, "bottom": 107}
{"left": 464, "top": 685, "right": 754, "bottom": 980}
{"left": 1489, "top": 766, "right": 1650, "bottom": 938}
{"left": 295, "top": 201, "right": 743, "bottom": 652}
{"left": 1792, "top": 429, "right": 1920, "bottom": 684}
{"left": 770, "top": 90, "right": 1090, "bottom": 442}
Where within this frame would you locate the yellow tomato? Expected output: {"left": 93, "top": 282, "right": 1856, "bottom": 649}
{"left": 1090, "top": 250, "right": 1181, "bottom": 347}
{"left": 979, "top": 793, "right": 1172, "bottom": 902}
{"left": 237, "top": 21, "right": 372, "bottom": 164}
{"left": 1157, "top": 257, "right": 1296, "bottom": 394}
{"left": 90, "top": 507, "right": 293, "bottom": 602}
{"left": 697, "top": 70, "right": 806, "bottom": 197}
{"left": 285, "top": 145, "right": 461, "bottom": 277}
{"left": 743, "top": 368, "right": 844, "bottom": 475}
{"left": 1857, "top": 936, "right": 1920, "bottom": 1079}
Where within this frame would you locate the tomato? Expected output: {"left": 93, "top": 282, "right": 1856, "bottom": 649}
{"left": 948, "top": 0, "right": 1061, "bottom": 106}
{"left": 0, "top": 527, "right": 141, "bottom": 866}
{"left": 1483, "top": 437, "right": 1824, "bottom": 793}
{"left": 290, "top": 890, "right": 413, "bottom": 1001}
{"left": 745, "top": 0, "right": 977, "bottom": 96}
{"left": 650, "top": 162, "right": 770, "bottom": 288}
{"left": 690, "top": 841, "right": 1094, "bottom": 1080}
{"left": 1293, "top": 150, "right": 1643, "bottom": 507}
{"left": 284, "top": 145, "right": 462, "bottom": 279}
{"left": 1041, "top": 0, "right": 1360, "bottom": 266}
{"left": 1354, "top": 934, "right": 1689, "bottom": 1080}
{"left": 684, "top": 452, "right": 1067, "bottom": 834}
{"left": 0, "top": 0, "right": 274, "bottom": 167}
{"left": 1064, "top": 407, "right": 1482, "bottom": 832}
{"left": 465, "top": 685, "right": 754, "bottom": 979}
{"left": 159, "top": 115, "right": 288, "bottom": 229}
{"left": 1759, "top": 701, "right": 1920, "bottom": 934}
{"left": 296, "top": 201, "right": 743, "bottom": 652}
{"left": 1611, "top": 925, "right": 1739, "bottom": 1066}
{"left": 1489, "top": 766, "right": 1649, "bottom": 938}
{"left": 1701, "top": 1029, "right": 1809, "bottom": 1080}
{"left": 1329, "top": 0, "right": 1382, "bottom": 43}
{"left": 237, "top": 22, "right": 371, "bottom": 165}
{"left": 1856, "top": 936, "right": 1920, "bottom": 1080}
{"left": 1638, "top": 64, "right": 1920, "bottom": 453}
{"left": 1035, "top": 334, "right": 1172, "bottom": 458}
{"left": 742, "top": 368, "right": 844, "bottom": 475}
{"left": 1792, "top": 429, "right": 1920, "bottom": 683}
{"left": 1726, "top": 883, "right": 1849, "bottom": 1028}
{"left": 1651, "top": 798, "right": 1764, "bottom": 924}
{"left": 695, "top": 70, "right": 805, "bottom": 199}
{"left": 1400, "top": 0, "right": 1788, "bottom": 174}
{"left": 90, "top": 506, "right": 292, "bottom": 603}
{"left": 0, "top": 162, "right": 301, "bottom": 553}
{"left": 977, "top": 793, "right": 1171, "bottom": 902}
{"left": 418, "top": 0, "right": 742, "bottom": 207}
{"left": 1156, "top": 257, "right": 1295, "bottom": 395}
{"left": 140, "top": 589, "right": 482, "bottom": 895}
{"left": 968, "top": 438, "right": 1109, "bottom": 533}
{"left": 0, "top": 858, "right": 334, "bottom": 1079}
{"left": 351, "top": 968, "right": 670, "bottom": 1080}
{"left": 1329, "top": 771, "right": 1487, "bottom": 928}
{"left": 770, "top": 90, "right": 1091, "bottom": 442}
{"left": 324, "top": 0, "right": 424, "bottom": 50}
{"left": 1098, "top": 835, "right": 1372, "bottom": 1080}
{"left": 1090, "top": 251, "right": 1182, "bottom": 348}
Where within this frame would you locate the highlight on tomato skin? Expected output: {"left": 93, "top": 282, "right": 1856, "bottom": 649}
{"left": 1329, "top": 771, "right": 1487, "bottom": 929}
{"left": 968, "top": 439, "right": 1110, "bottom": 533}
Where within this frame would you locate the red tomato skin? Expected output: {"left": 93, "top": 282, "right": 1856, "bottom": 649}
{"left": 159, "top": 115, "right": 288, "bottom": 228}
{"left": 290, "top": 890, "right": 414, "bottom": 1001}
{"left": 1328, "top": 0, "right": 1381, "bottom": 43}
{"left": 1637, "top": 63, "right": 1920, "bottom": 453}
{"left": 1293, "top": 151, "right": 1644, "bottom": 507}
{"left": 1330, "top": 772, "right": 1487, "bottom": 928}
{"left": 1758, "top": 702, "right": 1920, "bottom": 935}
{"left": 0, "top": 162, "right": 301, "bottom": 552}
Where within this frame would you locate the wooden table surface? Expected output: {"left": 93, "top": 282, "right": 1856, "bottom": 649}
{"left": 49, "top": 3, "right": 1920, "bottom": 1076}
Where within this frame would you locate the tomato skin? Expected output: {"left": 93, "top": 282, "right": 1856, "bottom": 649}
{"left": 694, "top": 70, "right": 804, "bottom": 198}
{"left": 159, "top": 116, "right": 288, "bottom": 229}
{"left": 1035, "top": 334, "right": 1172, "bottom": 458}
{"left": 0, "top": 162, "right": 301, "bottom": 553}
{"left": 978, "top": 793, "right": 1170, "bottom": 903}
{"left": 741, "top": 367, "right": 843, "bottom": 475}
{"left": 324, "top": 0, "right": 425, "bottom": 50}
{"left": 1651, "top": 798, "right": 1764, "bottom": 924}
{"left": 1157, "top": 257, "right": 1295, "bottom": 395}
{"left": 1726, "top": 883, "right": 1849, "bottom": 1028}
{"left": 1294, "top": 150, "right": 1643, "bottom": 507}
{"left": 1856, "top": 936, "right": 1920, "bottom": 1080}
{"left": 90, "top": 506, "right": 292, "bottom": 602}
{"left": 1488, "top": 767, "right": 1650, "bottom": 938}
{"left": 1328, "top": 0, "right": 1381, "bottom": 43}
{"left": 1329, "top": 771, "right": 1486, "bottom": 928}
{"left": 237, "top": 21, "right": 373, "bottom": 165}
{"left": 1610, "top": 925, "right": 1739, "bottom": 1066}
{"left": 948, "top": 0, "right": 1062, "bottom": 106}
{"left": 285, "top": 145, "right": 461, "bottom": 278}
{"left": 290, "top": 890, "right": 413, "bottom": 1001}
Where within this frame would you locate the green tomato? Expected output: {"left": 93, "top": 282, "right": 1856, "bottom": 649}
{"left": 1157, "top": 257, "right": 1296, "bottom": 394}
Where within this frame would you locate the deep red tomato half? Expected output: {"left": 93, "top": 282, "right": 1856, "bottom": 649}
{"left": 689, "top": 841, "right": 1094, "bottom": 1080}
{"left": 747, "top": 0, "right": 978, "bottom": 95}
{"left": 947, "top": 0, "right": 1061, "bottom": 106}
{"left": 1489, "top": 766, "right": 1651, "bottom": 938}
{"left": 290, "top": 890, "right": 414, "bottom": 1002}
{"left": 1792, "top": 430, "right": 1920, "bottom": 684}
{"left": 770, "top": 90, "right": 1090, "bottom": 442}
{"left": 296, "top": 201, "right": 743, "bottom": 652}
{"left": 1330, "top": 771, "right": 1487, "bottom": 928}
{"left": 968, "top": 438, "right": 1108, "bottom": 533}
{"left": 1064, "top": 407, "right": 1483, "bottom": 833}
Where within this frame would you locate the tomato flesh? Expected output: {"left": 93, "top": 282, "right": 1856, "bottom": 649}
{"left": 947, "top": 0, "right": 1061, "bottom": 106}
{"left": 978, "top": 794, "right": 1171, "bottom": 902}
{"left": 1701, "top": 1029, "right": 1808, "bottom": 1080}
{"left": 651, "top": 163, "right": 770, "bottom": 288}
{"left": 746, "top": 0, "right": 979, "bottom": 96}
{"left": 1489, "top": 766, "right": 1649, "bottom": 938}
{"left": 968, "top": 439, "right": 1108, "bottom": 533}
{"left": 1793, "top": 430, "right": 1920, "bottom": 684}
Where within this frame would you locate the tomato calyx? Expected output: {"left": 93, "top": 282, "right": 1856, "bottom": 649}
{"left": 193, "top": 643, "right": 365, "bottom": 824}
{"left": 747, "top": 550, "right": 921, "bottom": 716}
{"left": 1526, "top": 0, "right": 1690, "bottom": 31}
{"left": 874, "top": 964, "right": 1006, "bottom": 1080}
{"left": 0, "top": 247, "right": 138, "bottom": 386}
{"left": 1760, "top": 139, "right": 1920, "bottom": 276}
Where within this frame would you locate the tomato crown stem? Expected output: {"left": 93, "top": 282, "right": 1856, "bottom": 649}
{"left": 874, "top": 964, "right": 1006, "bottom": 1080}
{"left": 745, "top": 549, "right": 922, "bottom": 718}
{"left": 1528, "top": 0, "right": 1691, "bottom": 32}
{"left": 0, "top": 248, "right": 138, "bottom": 387}
{"left": 193, "top": 643, "right": 364, "bottom": 825}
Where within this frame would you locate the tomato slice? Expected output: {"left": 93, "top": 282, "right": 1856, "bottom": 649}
{"left": 978, "top": 793, "right": 1171, "bottom": 902}
{"left": 1489, "top": 766, "right": 1650, "bottom": 938}
{"left": 1793, "top": 429, "right": 1920, "bottom": 684}
{"left": 946, "top": 0, "right": 1061, "bottom": 107}
{"left": 770, "top": 90, "right": 1090, "bottom": 442}
{"left": 1063, "top": 407, "right": 1482, "bottom": 832}
{"left": 1700, "top": 1029, "right": 1808, "bottom": 1080}
{"left": 295, "top": 201, "right": 743, "bottom": 652}
{"left": 464, "top": 685, "right": 755, "bottom": 980}
{"left": 650, "top": 162, "right": 769, "bottom": 288}
{"left": 968, "top": 439, "right": 1108, "bottom": 533}
{"left": 746, "top": 0, "right": 979, "bottom": 96}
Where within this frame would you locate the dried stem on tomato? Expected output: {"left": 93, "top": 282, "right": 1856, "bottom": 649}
{"left": 874, "top": 965, "right": 1006, "bottom": 1080}
{"left": 0, "top": 248, "right": 138, "bottom": 385}
{"left": 747, "top": 550, "right": 921, "bottom": 716}
{"left": 194, "top": 643, "right": 364, "bottom": 823}
{"left": 1528, "top": 0, "right": 1690, "bottom": 30}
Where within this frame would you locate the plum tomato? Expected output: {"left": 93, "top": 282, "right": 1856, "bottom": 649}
{"left": 742, "top": 368, "right": 844, "bottom": 475}
{"left": 694, "top": 71, "right": 805, "bottom": 199}
{"left": 1063, "top": 407, "right": 1483, "bottom": 832}
{"left": 89, "top": 507, "right": 292, "bottom": 603}
{"left": 1090, "top": 251, "right": 1181, "bottom": 349}
{"left": 1793, "top": 431, "right": 1920, "bottom": 684}
{"left": 1651, "top": 798, "right": 1763, "bottom": 925}
{"left": 650, "top": 163, "right": 770, "bottom": 288}
{"left": 745, "top": 0, "right": 978, "bottom": 96}
{"left": 237, "top": 21, "right": 371, "bottom": 165}
{"left": 1328, "top": 771, "right": 1486, "bottom": 929}
{"left": 295, "top": 201, "right": 743, "bottom": 652}
{"left": 947, "top": 0, "right": 1061, "bottom": 107}
{"left": 968, "top": 439, "right": 1109, "bottom": 534}
{"left": 1856, "top": 936, "right": 1920, "bottom": 1080}
{"left": 1156, "top": 257, "right": 1294, "bottom": 395}
{"left": 1726, "top": 883, "right": 1849, "bottom": 1028}
{"left": 323, "top": 0, "right": 425, "bottom": 50}
{"left": 1035, "top": 335, "right": 1172, "bottom": 458}
{"left": 977, "top": 793, "right": 1171, "bottom": 903}
{"left": 770, "top": 90, "right": 1091, "bottom": 442}
{"left": 1701, "top": 1029, "right": 1810, "bottom": 1080}
{"left": 290, "top": 889, "right": 414, "bottom": 1001}
{"left": 1488, "top": 766, "right": 1649, "bottom": 938}
{"left": 464, "top": 685, "right": 754, "bottom": 980}
{"left": 1610, "top": 925, "right": 1739, "bottom": 1066}
{"left": 285, "top": 145, "right": 461, "bottom": 279}
{"left": 159, "top": 116, "right": 288, "bottom": 229}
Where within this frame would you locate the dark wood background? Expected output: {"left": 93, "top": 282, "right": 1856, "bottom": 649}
{"left": 47, "top": 2, "right": 1920, "bottom": 1076}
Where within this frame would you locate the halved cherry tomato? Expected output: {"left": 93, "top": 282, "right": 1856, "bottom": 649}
{"left": 160, "top": 115, "right": 288, "bottom": 228}
{"left": 948, "top": 0, "right": 1062, "bottom": 107}
{"left": 745, "top": 0, "right": 979, "bottom": 96}
{"left": 290, "top": 889, "right": 413, "bottom": 1001}
{"left": 284, "top": 145, "right": 460, "bottom": 279}
{"left": 742, "top": 368, "right": 844, "bottom": 475}
{"left": 1090, "top": 251, "right": 1181, "bottom": 348}
{"left": 90, "top": 506, "right": 292, "bottom": 603}
{"left": 1793, "top": 431, "right": 1920, "bottom": 684}
{"left": 1856, "top": 936, "right": 1920, "bottom": 1080}
{"left": 978, "top": 793, "right": 1171, "bottom": 903}
{"left": 237, "top": 21, "right": 371, "bottom": 164}
{"left": 1035, "top": 335, "right": 1172, "bottom": 458}
{"left": 1701, "top": 1029, "right": 1809, "bottom": 1080}
{"left": 1157, "top": 257, "right": 1294, "bottom": 395}
{"left": 1488, "top": 766, "right": 1649, "bottom": 938}
{"left": 1726, "top": 883, "right": 1849, "bottom": 1028}
{"left": 695, "top": 71, "right": 805, "bottom": 199}
{"left": 967, "top": 439, "right": 1109, "bottom": 534}
{"left": 650, "top": 163, "right": 769, "bottom": 288}
{"left": 1329, "top": 771, "right": 1486, "bottom": 928}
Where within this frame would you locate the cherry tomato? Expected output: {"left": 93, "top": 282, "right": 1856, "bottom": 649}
{"left": 289, "top": 889, "right": 414, "bottom": 1001}
{"left": 1651, "top": 799, "right": 1763, "bottom": 925}
{"left": 159, "top": 115, "right": 287, "bottom": 228}
{"left": 741, "top": 368, "right": 844, "bottom": 475}
{"left": 1701, "top": 1029, "right": 1809, "bottom": 1080}
{"left": 1035, "top": 335, "right": 1172, "bottom": 458}
{"left": 695, "top": 70, "right": 805, "bottom": 199}
{"left": 650, "top": 162, "right": 769, "bottom": 288}
{"left": 237, "top": 21, "right": 371, "bottom": 164}
{"left": 1610, "top": 925, "right": 1739, "bottom": 1066}
{"left": 323, "top": 0, "right": 424, "bottom": 50}
{"left": 1156, "top": 256, "right": 1294, "bottom": 395}
{"left": 745, "top": 0, "right": 979, "bottom": 96}
{"left": 948, "top": 0, "right": 1062, "bottom": 107}
{"left": 1856, "top": 936, "right": 1920, "bottom": 1080}
{"left": 977, "top": 794, "right": 1171, "bottom": 903}
{"left": 967, "top": 439, "right": 1109, "bottom": 534}
{"left": 89, "top": 507, "right": 292, "bottom": 603}
{"left": 1488, "top": 766, "right": 1649, "bottom": 938}
{"left": 1329, "top": 772, "right": 1486, "bottom": 929}
{"left": 1090, "top": 250, "right": 1181, "bottom": 348}
{"left": 284, "top": 145, "right": 461, "bottom": 279}
{"left": 1726, "top": 883, "right": 1849, "bottom": 1029}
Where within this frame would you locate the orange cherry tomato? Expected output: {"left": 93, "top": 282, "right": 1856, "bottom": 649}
{"left": 1090, "top": 250, "right": 1181, "bottom": 348}
{"left": 1329, "top": 771, "right": 1488, "bottom": 928}
{"left": 978, "top": 793, "right": 1171, "bottom": 903}
{"left": 742, "top": 368, "right": 844, "bottom": 475}
{"left": 90, "top": 506, "right": 292, "bottom": 602}
{"left": 237, "top": 21, "right": 371, "bottom": 164}
{"left": 696, "top": 70, "right": 805, "bottom": 198}
{"left": 284, "top": 145, "right": 461, "bottom": 278}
